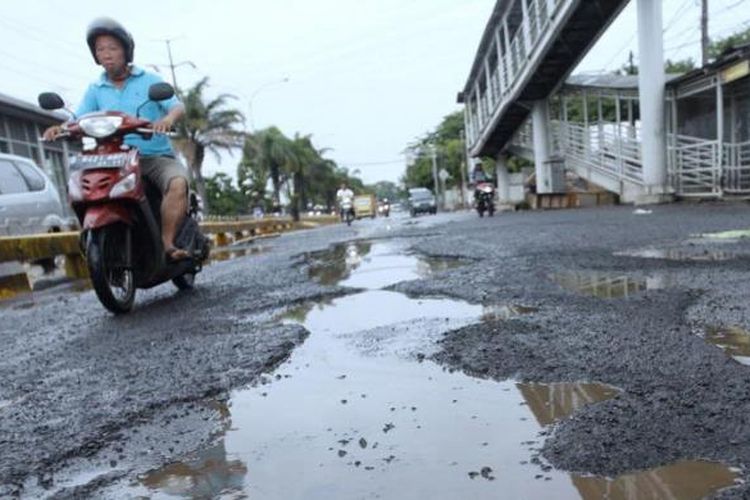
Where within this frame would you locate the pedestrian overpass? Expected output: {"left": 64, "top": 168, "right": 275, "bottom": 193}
{"left": 459, "top": 0, "right": 676, "bottom": 203}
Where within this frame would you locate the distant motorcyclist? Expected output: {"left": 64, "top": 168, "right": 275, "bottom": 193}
{"left": 471, "top": 163, "right": 488, "bottom": 184}
{"left": 471, "top": 163, "right": 491, "bottom": 198}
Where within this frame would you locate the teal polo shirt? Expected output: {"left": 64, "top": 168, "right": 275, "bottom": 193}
{"left": 76, "top": 66, "right": 182, "bottom": 157}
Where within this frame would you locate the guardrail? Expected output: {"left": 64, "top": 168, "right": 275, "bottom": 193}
{"left": 0, "top": 215, "right": 339, "bottom": 297}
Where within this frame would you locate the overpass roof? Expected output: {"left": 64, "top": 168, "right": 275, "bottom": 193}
{"left": 564, "top": 73, "right": 684, "bottom": 91}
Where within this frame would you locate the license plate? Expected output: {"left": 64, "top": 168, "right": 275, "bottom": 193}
{"left": 71, "top": 153, "right": 129, "bottom": 171}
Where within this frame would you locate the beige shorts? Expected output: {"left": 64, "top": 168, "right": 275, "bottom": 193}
{"left": 140, "top": 156, "right": 189, "bottom": 194}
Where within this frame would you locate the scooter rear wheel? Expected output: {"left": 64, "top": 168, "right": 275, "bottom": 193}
{"left": 87, "top": 226, "right": 135, "bottom": 314}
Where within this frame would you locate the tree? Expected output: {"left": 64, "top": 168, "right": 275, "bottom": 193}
{"left": 240, "top": 127, "right": 294, "bottom": 211}
{"left": 286, "top": 133, "right": 319, "bottom": 221}
{"left": 402, "top": 111, "right": 466, "bottom": 193}
{"left": 665, "top": 58, "right": 696, "bottom": 73}
{"left": 618, "top": 56, "right": 696, "bottom": 76}
{"left": 238, "top": 127, "right": 366, "bottom": 216}
{"left": 173, "top": 77, "right": 245, "bottom": 214}
{"left": 709, "top": 26, "right": 750, "bottom": 60}
{"left": 205, "top": 173, "right": 247, "bottom": 216}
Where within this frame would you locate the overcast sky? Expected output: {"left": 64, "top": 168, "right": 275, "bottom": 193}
{"left": 2, "top": 0, "right": 747, "bottom": 184}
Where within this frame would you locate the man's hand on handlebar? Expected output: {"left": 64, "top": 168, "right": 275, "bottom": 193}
{"left": 152, "top": 116, "right": 174, "bottom": 135}
{"left": 42, "top": 124, "right": 66, "bottom": 141}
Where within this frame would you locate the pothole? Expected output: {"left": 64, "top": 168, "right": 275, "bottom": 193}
{"left": 703, "top": 326, "right": 750, "bottom": 365}
{"left": 549, "top": 271, "right": 672, "bottom": 298}
{"left": 123, "top": 240, "right": 739, "bottom": 499}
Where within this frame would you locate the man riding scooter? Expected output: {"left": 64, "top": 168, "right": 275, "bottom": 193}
{"left": 336, "top": 182, "right": 355, "bottom": 225}
{"left": 43, "top": 18, "right": 189, "bottom": 261}
{"left": 471, "top": 162, "right": 496, "bottom": 217}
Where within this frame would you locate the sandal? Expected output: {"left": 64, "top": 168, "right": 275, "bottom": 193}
{"left": 165, "top": 246, "right": 190, "bottom": 262}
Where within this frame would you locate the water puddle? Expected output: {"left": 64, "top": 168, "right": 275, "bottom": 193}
{"left": 550, "top": 271, "right": 672, "bottom": 298}
{"left": 130, "top": 241, "right": 738, "bottom": 499}
{"left": 704, "top": 326, "right": 750, "bottom": 365}
{"left": 307, "top": 240, "right": 465, "bottom": 288}
{"left": 208, "top": 244, "right": 272, "bottom": 265}
{"left": 616, "top": 247, "right": 736, "bottom": 261}
{"left": 698, "top": 229, "right": 750, "bottom": 240}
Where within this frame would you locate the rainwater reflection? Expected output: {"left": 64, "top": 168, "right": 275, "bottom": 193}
{"left": 307, "top": 240, "right": 466, "bottom": 289}
{"left": 208, "top": 244, "right": 272, "bottom": 265}
{"left": 550, "top": 271, "right": 672, "bottom": 298}
{"left": 141, "top": 442, "right": 247, "bottom": 499}
{"left": 516, "top": 382, "right": 621, "bottom": 426}
{"left": 616, "top": 247, "right": 736, "bottom": 261}
{"left": 573, "top": 460, "right": 738, "bottom": 500}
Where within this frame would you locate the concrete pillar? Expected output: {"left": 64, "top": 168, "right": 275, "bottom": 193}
{"left": 495, "top": 154, "right": 511, "bottom": 204}
{"left": 637, "top": 0, "right": 668, "bottom": 198}
{"left": 532, "top": 99, "right": 552, "bottom": 194}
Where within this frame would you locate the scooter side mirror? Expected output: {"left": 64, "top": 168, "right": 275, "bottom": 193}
{"left": 148, "top": 83, "right": 175, "bottom": 102}
{"left": 38, "top": 92, "right": 65, "bottom": 111}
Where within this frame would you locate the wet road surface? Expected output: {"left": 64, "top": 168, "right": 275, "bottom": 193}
{"left": 5, "top": 205, "right": 750, "bottom": 498}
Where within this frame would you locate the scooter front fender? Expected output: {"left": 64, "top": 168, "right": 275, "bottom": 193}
{"left": 82, "top": 204, "right": 133, "bottom": 230}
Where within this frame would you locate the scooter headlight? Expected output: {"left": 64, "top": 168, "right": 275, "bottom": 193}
{"left": 79, "top": 116, "right": 123, "bottom": 138}
{"left": 68, "top": 172, "right": 83, "bottom": 202}
{"left": 110, "top": 172, "right": 137, "bottom": 198}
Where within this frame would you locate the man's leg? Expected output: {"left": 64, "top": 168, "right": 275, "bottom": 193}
{"left": 162, "top": 177, "right": 188, "bottom": 258}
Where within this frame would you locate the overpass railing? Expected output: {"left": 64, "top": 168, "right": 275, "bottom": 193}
{"left": 466, "top": 0, "right": 567, "bottom": 149}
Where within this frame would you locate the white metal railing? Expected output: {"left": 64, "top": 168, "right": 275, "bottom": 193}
{"left": 668, "top": 134, "right": 721, "bottom": 196}
{"left": 511, "top": 120, "right": 750, "bottom": 198}
{"left": 723, "top": 141, "right": 750, "bottom": 194}
{"left": 556, "top": 121, "right": 643, "bottom": 184}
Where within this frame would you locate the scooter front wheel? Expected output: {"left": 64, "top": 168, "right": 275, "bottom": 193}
{"left": 87, "top": 226, "right": 135, "bottom": 314}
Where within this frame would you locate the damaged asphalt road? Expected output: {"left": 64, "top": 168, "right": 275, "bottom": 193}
{"left": 4, "top": 203, "right": 750, "bottom": 498}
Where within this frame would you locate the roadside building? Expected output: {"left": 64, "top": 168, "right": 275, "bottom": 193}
{"left": 0, "top": 92, "right": 72, "bottom": 202}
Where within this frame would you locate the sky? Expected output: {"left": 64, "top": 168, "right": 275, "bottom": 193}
{"left": 1, "top": 0, "right": 748, "bottom": 184}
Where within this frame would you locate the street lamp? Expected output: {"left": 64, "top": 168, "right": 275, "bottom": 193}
{"left": 248, "top": 77, "right": 290, "bottom": 131}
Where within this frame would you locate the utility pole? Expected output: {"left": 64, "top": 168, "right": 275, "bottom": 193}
{"left": 165, "top": 39, "right": 178, "bottom": 89}
{"left": 701, "top": 0, "right": 709, "bottom": 66}
{"left": 459, "top": 130, "right": 469, "bottom": 209}
{"left": 429, "top": 144, "right": 440, "bottom": 211}
{"left": 152, "top": 37, "right": 196, "bottom": 93}
{"left": 628, "top": 51, "right": 636, "bottom": 75}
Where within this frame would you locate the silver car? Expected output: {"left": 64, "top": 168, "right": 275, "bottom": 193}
{"left": 0, "top": 153, "right": 67, "bottom": 236}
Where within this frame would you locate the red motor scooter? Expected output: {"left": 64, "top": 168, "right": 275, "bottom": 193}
{"left": 38, "top": 83, "right": 209, "bottom": 313}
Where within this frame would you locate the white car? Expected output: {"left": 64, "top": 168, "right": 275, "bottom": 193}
{"left": 0, "top": 153, "right": 68, "bottom": 236}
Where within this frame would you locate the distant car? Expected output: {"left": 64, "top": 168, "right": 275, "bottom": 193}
{"left": 407, "top": 187, "right": 437, "bottom": 216}
{"left": 0, "top": 153, "right": 68, "bottom": 236}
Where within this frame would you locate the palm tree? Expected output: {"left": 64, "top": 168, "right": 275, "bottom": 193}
{"left": 240, "top": 127, "right": 294, "bottom": 212}
{"left": 173, "top": 77, "right": 245, "bottom": 214}
{"left": 286, "top": 133, "right": 320, "bottom": 221}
